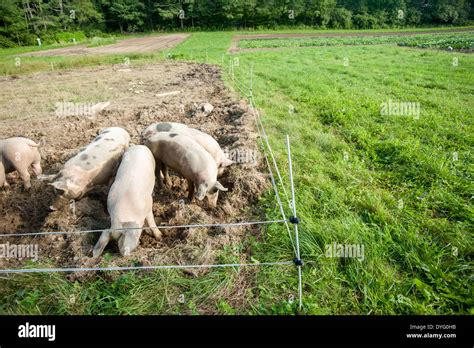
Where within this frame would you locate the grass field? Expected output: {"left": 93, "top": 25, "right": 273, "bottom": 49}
{"left": 0, "top": 28, "right": 473, "bottom": 314}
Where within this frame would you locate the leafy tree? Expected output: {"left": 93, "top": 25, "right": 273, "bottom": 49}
{"left": 67, "top": 0, "right": 103, "bottom": 30}
{"left": 330, "top": 7, "right": 353, "bottom": 28}
{"left": 0, "top": 0, "right": 30, "bottom": 46}
{"left": 102, "top": 0, "right": 145, "bottom": 33}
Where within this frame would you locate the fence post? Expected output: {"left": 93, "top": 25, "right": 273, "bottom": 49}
{"left": 286, "top": 134, "right": 303, "bottom": 311}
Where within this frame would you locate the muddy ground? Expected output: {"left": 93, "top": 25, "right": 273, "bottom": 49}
{"left": 0, "top": 62, "right": 270, "bottom": 278}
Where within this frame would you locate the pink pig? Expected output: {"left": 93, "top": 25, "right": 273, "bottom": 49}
{"left": 0, "top": 137, "right": 42, "bottom": 190}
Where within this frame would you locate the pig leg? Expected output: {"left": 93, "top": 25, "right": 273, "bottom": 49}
{"left": 145, "top": 210, "right": 162, "bottom": 240}
{"left": 93, "top": 230, "right": 112, "bottom": 257}
{"left": 163, "top": 164, "right": 172, "bottom": 187}
{"left": 0, "top": 160, "right": 5, "bottom": 188}
{"left": 155, "top": 159, "right": 164, "bottom": 188}
{"left": 0, "top": 165, "right": 9, "bottom": 189}
{"left": 187, "top": 179, "right": 195, "bottom": 200}
{"left": 18, "top": 168, "right": 31, "bottom": 191}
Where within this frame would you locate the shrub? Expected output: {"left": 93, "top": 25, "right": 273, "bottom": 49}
{"left": 0, "top": 35, "right": 17, "bottom": 48}
{"left": 55, "top": 31, "right": 86, "bottom": 43}
{"left": 330, "top": 8, "right": 353, "bottom": 29}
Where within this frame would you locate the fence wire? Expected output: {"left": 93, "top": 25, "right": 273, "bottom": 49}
{"left": 0, "top": 261, "right": 294, "bottom": 274}
{"left": 0, "top": 219, "right": 287, "bottom": 238}
{"left": 226, "top": 59, "right": 304, "bottom": 309}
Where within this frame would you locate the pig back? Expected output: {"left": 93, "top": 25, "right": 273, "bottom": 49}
{"left": 142, "top": 122, "right": 223, "bottom": 165}
{"left": 151, "top": 133, "right": 216, "bottom": 180}
{"left": 62, "top": 127, "right": 130, "bottom": 187}
{"left": 184, "top": 127, "right": 223, "bottom": 163}
{"left": 112, "top": 145, "right": 155, "bottom": 194}
{"left": 107, "top": 145, "right": 155, "bottom": 219}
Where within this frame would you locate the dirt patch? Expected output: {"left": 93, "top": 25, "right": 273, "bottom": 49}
{"left": 0, "top": 62, "right": 269, "bottom": 278}
{"left": 229, "top": 28, "right": 474, "bottom": 53}
{"left": 20, "top": 34, "right": 190, "bottom": 57}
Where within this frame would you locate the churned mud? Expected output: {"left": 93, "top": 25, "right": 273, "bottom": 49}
{"left": 0, "top": 62, "right": 270, "bottom": 277}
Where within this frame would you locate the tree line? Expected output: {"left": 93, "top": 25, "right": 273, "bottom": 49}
{"left": 0, "top": 0, "right": 472, "bottom": 47}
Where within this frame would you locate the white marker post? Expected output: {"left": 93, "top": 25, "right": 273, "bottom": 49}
{"left": 286, "top": 134, "right": 303, "bottom": 310}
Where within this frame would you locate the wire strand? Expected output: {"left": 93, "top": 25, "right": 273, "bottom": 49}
{"left": 0, "top": 219, "right": 288, "bottom": 238}
{"left": 250, "top": 100, "right": 293, "bottom": 211}
{"left": 248, "top": 100, "right": 297, "bottom": 256}
{"left": 0, "top": 261, "right": 294, "bottom": 274}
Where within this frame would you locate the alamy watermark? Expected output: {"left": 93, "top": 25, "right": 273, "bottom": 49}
{"left": 325, "top": 243, "right": 364, "bottom": 261}
{"left": 380, "top": 99, "right": 420, "bottom": 120}
{"left": 0, "top": 242, "right": 38, "bottom": 261}
{"left": 224, "top": 147, "right": 259, "bottom": 165}
{"left": 55, "top": 101, "right": 110, "bottom": 118}
{"left": 18, "top": 322, "right": 55, "bottom": 341}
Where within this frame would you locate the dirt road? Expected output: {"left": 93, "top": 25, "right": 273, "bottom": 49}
{"left": 21, "top": 34, "right": 190, "bottom": 57}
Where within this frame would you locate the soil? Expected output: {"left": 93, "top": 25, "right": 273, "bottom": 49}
{"left": 20, "top": 34, "right": 190, "bottom": 57}
{"left": 0, "top": 62, "right": 270, "bottom": 279}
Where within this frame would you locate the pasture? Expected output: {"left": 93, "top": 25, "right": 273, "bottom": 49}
{"left": 0, "top": 28, "right": 472, "bottom": 314}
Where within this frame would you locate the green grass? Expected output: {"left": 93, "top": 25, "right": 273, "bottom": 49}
{"left": 238, "top": 32, "right": 474, "bottom": 49}
{"left": 0, "top": 30, "right": 473, "bottom": 314}
{"left": 225, "top": 43, "right": 473, "bottom": 314}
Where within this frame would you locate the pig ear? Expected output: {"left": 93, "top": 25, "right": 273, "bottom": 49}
{"left": 65, "top": 179, "right": 81, "bottom": 195}
{"left": 49, "top": 181, "right": 67, "bottom": 192}
{"left": 196, "top": 184, "right": 207, "bottom": 200}
{"left": 93, "top": 231, "right": 112, "bottom": 258}
{"left": 214, "top": 181, "right": 228, "bottom": 192}
{"left": 223, "top": 157, "right": 234, "bottom": 167}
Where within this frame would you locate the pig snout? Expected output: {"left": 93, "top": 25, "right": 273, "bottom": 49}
{"left": 118, "top": 229, "right": 142, "bottom": 256}
{"left": 49, "top": 195, "right": 69, "bottom": 211}
{"left": 196, "top": 181, "right": 228, "bottom": 208}
{"left": 93, "top": 226, "right": 142, "bottom": 257}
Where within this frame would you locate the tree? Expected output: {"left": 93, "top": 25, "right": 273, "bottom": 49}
{"left": 0, "top": 0, "right": 30, "bottom": 46}
{"left": 330, "top": 7, "right": 353, "bottom": 28}
{"left": 67, "top": 0, "right": 103, "bottom": 30}
{"left": 0, "top": 0, "right": 472, "bottom": 46}
{"left": 102, "top": 0, "right": 145, "bottom": 33}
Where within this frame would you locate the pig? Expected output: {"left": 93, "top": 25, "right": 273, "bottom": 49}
{"left": 0, "top": 137, "right": 42, "bottom": 190}
{"left": 141, "top": 122, "right": 233, "bottom": 175}
{"left": 93, "top": 145, "right": 161, "bottom": 257}
{"left": 144, "top": 132, "right": 228, "bottom": 208}
{"left": 47, "top": 127, "right": 130, "bottom": 210}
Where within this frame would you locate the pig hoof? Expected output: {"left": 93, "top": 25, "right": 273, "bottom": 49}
{"left": 152, "top": 230, "right": 162, "bottom": 240}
